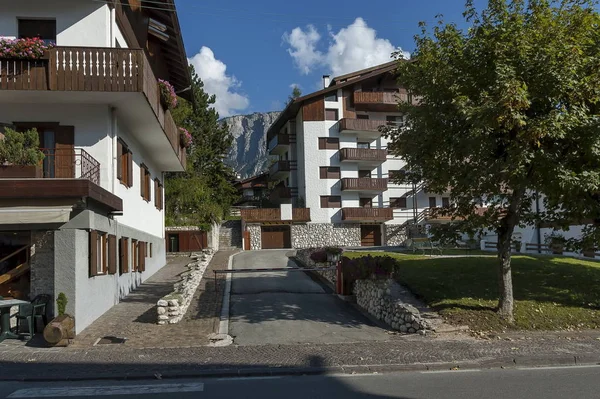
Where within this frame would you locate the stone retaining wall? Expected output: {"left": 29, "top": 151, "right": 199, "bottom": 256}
{"left": 354, "top": 279, "right": 430, "bottom": 333}
{"left": 156, "top": 249, "right": 214, "bottom": 325}
{"left": 291, "top": 223, "right": 361, "bottom": 248}
{"left": 294, "top": 248, "right": 337, "bottom": 287}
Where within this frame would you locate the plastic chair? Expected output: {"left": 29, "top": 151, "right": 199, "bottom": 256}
{"left": 15, "top": 294, "right": 51, "bottom": 338}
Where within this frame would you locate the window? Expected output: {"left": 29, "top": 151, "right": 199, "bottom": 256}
{"left": 325, "top": 92, "right": 338, "bottom": 102}
{"left": 388, "top": 170, "right": 400, "bottom": 180}
{"left": 120, "top": 237, "right": 129, "bottom": 274}
{"left": 318, "top": 137, "right": 339, "bottom": 150}
{"left": 154, "top": 179, "right": 163, "bottom": 210}
{"left": 357, "top": 114, "right": 369, "bottom": 120}
{"left": 117, "top": 140, "right": 133, "bottom": 187}
{"left": 320, "top": 196, "right": 342, "bottom": 208}
{"left": 18, "top": 19, "right": 56, "bottom": 44}
{"left": 390, "top": 197, "right": 407, "bottom": 209}
{"left": 429, "top": 197, "right": 437, "bottom": 208}
{"left": 359, "top": 170, "right": 372, "bottom": 178}
{"left": 442, "top": 197, "right": 451, "bottom": 208}
{"left": 89, "top": 231, "right": 110, "bottom": 277}
{"left": 140, "top": 164, "right": 151, "bottom": 201}
{"left": 357, "top": 142, "right": 371, "bottom": 149}
{"left": 359, "top": 198, "right": 372, "bottom": 208}
{"left": 319, "top": 166, "right": 341, "bottom": 179}
{"left": 325, "top": 108, "right": 339, "bottom": 121}
{"left": 386, "top": 115, "right": 401, "bottom": 123}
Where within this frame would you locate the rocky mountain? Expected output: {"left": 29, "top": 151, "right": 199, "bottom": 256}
{"left": 222, "top": 111, "right": 281, "bottom": 179}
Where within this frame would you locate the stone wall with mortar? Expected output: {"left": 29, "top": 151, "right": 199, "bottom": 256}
{"left": 156, "top": 249, "right": 214, "bottom": 325}
{"left": 291, "top": 223, "right": 361, "bottom": 248}
{"left": 354, "top": 279, "right": 431, "bottom": 333}
{"left": 384, "top": 224, "right": 408, "bottom": 246}
{"left": 294, "top": 248, "right": 337, "bottom": 287}
{"left": 219, "top": 220, "right": 242, "bottom": 249}
{"left": 247, "top": 224, "right": 261, "bottom": 250}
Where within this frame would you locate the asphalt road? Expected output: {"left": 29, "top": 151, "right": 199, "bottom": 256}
{"left": 1, "top": 366, "right": 599, "bottom": 398}
{"left": 228, "top": 250, "right": 390, "bottom": 345}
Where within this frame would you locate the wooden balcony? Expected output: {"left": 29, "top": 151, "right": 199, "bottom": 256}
{"left": 269, "top": 160, "right": 296, "bottom": 179}
{"left": 268, "top": 134, "right": 292, "bottom": 155}
{"left": 353, "top": 91, "right": 398, "bottom": 112}
{"left": 240, "top": 208, "right": 311, "bottom": 223}
{"left": 342, "top": 207, "right": 393, "bottom": 221}
{"left": 341, "top": 178, "right": 388, "bottom": 192}
{"left": 339, "top": 148, "right": 387, "bottom": 164}
{"left": 269, "top": 184, "right": 297, "bottom": 203}
{"left": 0, "top": 47, "right": 186, "bottom": 170}
{"left": 338, "top": 118, "right": 389, "bottom": 139}
{"left": 423, "top": 207, "right": 456, "bottom": 223}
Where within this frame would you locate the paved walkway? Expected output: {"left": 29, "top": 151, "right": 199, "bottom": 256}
{"left": 229, "top": 250, "right": 391, "bottom": 346}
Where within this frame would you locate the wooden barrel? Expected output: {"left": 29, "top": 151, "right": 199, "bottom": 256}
{"left": 43, "top": 315, "right": 75, "bottom": 346}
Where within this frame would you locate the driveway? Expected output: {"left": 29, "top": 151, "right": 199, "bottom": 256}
{"left": 228, "top": 250, "right": 390, "bottom": 346}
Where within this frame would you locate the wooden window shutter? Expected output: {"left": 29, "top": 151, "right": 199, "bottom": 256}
{"left": 319, "top": 167, "right": 327, "bottom": 179}
{"left": 107, "top": 234, "right": 117, "bottom": 275}
{"left": 149, "top": 243, "right": 153, "bottom": 257}
{"left": 117, "top": 141, "right": 123, "bottom": 180}
{"left": 120, "top": 237, "right": 129, "bottom": 274}
{"left": 126, "top": 151, "right": 133, "bottom": 187}
{"left": 101, "top": 234, "right": 108, "bottom": 274}
{"left": 54, "top": 126, "right": 75, "bottom": 178}
{"left": 89, "top": 230, "right": 98, "bottom": 277}
{"left": 159, "top": 184, "right": 163, "bottom": 209}
{"left": 138, "top": 242, "right": 145, "bottom": 272}
{"left": 154, "top": 179, "right": 159, "bottom": 208}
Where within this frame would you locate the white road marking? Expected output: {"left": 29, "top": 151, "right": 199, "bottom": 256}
{"left": 515, "top": 365, "right": 600, "bottom": 371}
{"left": 7, "top": 383, "right": 204, "bottom": 398}
{"left": 421, "top": 369, "right": 482, "bottom": 374}
{"left": 216, "top": 376, "right": 282, "bottom": 382}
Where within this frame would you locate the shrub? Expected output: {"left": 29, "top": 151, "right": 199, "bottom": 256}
{"left": 310, "top": 249, "right": 328, "bottom": 263}
{"left": 0, "top": 128, "right": 45, "bottom": 165}
{"left": 56, "top": 293, "right": 68, "bottom": 316}
{"left": 158, "top": 79, "right": 178, "bottom": 109}
{"left": 341, "top": 255, "right": 396, "bottom": 280}
{"left": 324, "top": 247, "right": 343, "bottom": 255}
{"left": 0, "top": 37, "right": 54, "bottom": 59}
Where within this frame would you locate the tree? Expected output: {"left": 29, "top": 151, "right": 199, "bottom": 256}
{"left": 384, "top": 0, "right": 600, "bottom": 322}
{"left": 287, "top": 85, "right": 302, "bottom": 105}
{"left": 166, "top": 66, "right": 239, "bottom": 230}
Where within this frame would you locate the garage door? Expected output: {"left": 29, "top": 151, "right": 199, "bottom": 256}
{"left": 360, "top": 225, "right": 382, "bottom": 247}
{"left": 261, "top": 226, "right": 291, "bottom": 249}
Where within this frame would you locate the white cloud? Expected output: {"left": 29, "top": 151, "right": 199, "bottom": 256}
{"left": 289, "top": 83, "right": 302, "bottom": 90}
{"left": 188, "top": 46, "right": 250, "bottom": 117}
{"left": 283, "top": 18, "right": 410, "bottom": 77}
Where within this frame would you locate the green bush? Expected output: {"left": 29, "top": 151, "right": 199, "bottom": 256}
{"left": 56, "top": 293, "right": 68, "bottom": 316}
{"left": 0, "top": 128, "right": 44, "bottom": 165}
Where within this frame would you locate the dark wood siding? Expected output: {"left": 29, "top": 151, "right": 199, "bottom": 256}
{"left": 54, "top": 126, "right": 75, "bottom": 178}
{"left": 165, "top": 231, "right": 208, "bottom": 252}
{"left": 325, "top": 108, "right": 339, "bottom": 121}
{"left": 318, "top": 137, "right": 339, "bottom": 150}
{"left": 320, "top": 196, "right": 342, "bottom": 208}
{"left": 319, "top": 166, "right": 341, "bottom": 179}
{"left": 303, "top": 96, "right": 325, "bottom": 121}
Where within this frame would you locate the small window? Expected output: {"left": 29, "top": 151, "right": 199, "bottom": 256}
{"left": 359, "top": 170, "right": 372, "bottom": 178}
{"left": 390, "top": 197, "right": 407, "bottom": 209}
{"left": 357, "top": 142, "right": 370, "bottom": 149}
{"left": 319, "top": 166, "right": 341, "bottom": 179}
{"left": 18, "top": 19, "right": 56, "bottom": 44}
{"left": 325, "top": 92, "right": 338, "bottom": 102}
{"left": 357, "top": 114, "right": 369, "bottom": 120}
{"left": 318, "top": 137, "right": 339, "bottom": 150}
{"left": 117, "top": 140, "right": 133, "bottom": 187}
{"left": 442, "top": 197, "right": 451, "bottom": 208}
{"left": 325, "top": 109, "right": 339, "bottom": 121}
{"left": 320, "top": 195, "right": 342, "bottom": 208}
{"left": 140, "top": 164, "right": 151, "bottom": 201}
{"left": 429, "top": 197, "right": 437, "bottom": 208}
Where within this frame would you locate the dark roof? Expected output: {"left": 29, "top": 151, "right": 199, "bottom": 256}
{"left": 266, "top": 61, "right": 401, "bottom": 140}
{"left": 234, "top": 173, "right": 269, "bottom": 189}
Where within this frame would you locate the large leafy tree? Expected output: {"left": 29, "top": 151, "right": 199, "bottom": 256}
{"left": 166, "top": 66, "right": 238, "bottom": 230}
{"left": 385, "top": 0, "right": 600, "bottom": 322}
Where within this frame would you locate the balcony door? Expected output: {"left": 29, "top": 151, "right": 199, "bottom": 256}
{"left": 359, "top": 170, "right": 372, "bottom": 178}
{"left": 38, "top": 126, "right": 75, "bottom": 178}
{"left": 359, "top": 198, "right": 372, "bottom": 208}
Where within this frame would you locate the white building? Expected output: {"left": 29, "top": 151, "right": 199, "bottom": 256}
{"left": 0, "top": 0, "right": 191, "bottom": 333}
{"left": 241, "top": 62, "right": 451, "bottom": 249}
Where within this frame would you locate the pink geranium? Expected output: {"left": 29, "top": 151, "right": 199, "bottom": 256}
{"left": 158, "top": 79, "right": 178, "bottom": 109}
{"left": 179, "top": 127, "right": 193, "bottom": 148}
{"left": 0, "top": 37, "right": 54, "bottom": 59}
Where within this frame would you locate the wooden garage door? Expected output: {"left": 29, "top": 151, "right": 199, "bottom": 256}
{"left": 261, "top": 226, "right": 291, "bottom": 249}
{"left": 361, "top": 225, "right": 382, "bottom": 247}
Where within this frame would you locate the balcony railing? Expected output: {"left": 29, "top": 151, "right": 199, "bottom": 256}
{"left": 269, "top": 160, "right": 296, "bottom": 176}
{"left": 268, "top": 134, "right": 291, "bottom": 153}
{"left": 341, "top": 177, "right": 388, "bottom": 191}
{"left": 338, "top": 118, "right": 388, "bottom": 134}
{"left": 339, "top": 148, "right": 387, "bottom": 163}
{"left": 354, "top": 91, "right": 397, "bottom": 106}
{"left": 0, "top": 47, "right": 185, "bottom": 169}
{"left": 342, "top": 207, "right": 393, "bottom": 221}
{"left": 240, "top": 208, "right": 311, "bottom": 223}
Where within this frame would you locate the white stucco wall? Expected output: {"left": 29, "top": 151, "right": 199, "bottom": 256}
{"left": 0, "top": 0, "right": 112, "bottom": 47}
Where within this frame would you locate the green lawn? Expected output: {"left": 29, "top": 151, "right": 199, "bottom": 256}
{"left": 345, "top": 251, "right": 600, "bottom": 332}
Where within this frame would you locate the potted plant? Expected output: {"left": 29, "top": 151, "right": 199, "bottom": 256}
{"left": 545, "top": 232, "right": 566, "bottom": 254}
{"left": 0, "top": 127, "right": 45, "bottom": 178}
{"left": 0, "top": 37, "right": 54, "bottom": 60}
{"left": 179, "top": 127, "right": 193, "bottom": 148}
{"left": 158, "top": 79, "right": 177, "bottom": 110}
{"left": 43, "top": 293, "right": 75, "bottom": 347}
{"left": 325, "top": 247, "right": 343, "bottom": 263}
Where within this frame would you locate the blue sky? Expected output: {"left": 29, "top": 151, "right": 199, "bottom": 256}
{"left": 175, "top": 0, "right": 486, "bottom": 117}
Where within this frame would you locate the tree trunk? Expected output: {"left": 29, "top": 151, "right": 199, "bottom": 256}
{"left": 497, "top": 226, "right": 514, "bottom": 323}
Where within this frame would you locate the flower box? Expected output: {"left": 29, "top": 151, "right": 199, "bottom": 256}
{"left": 0, "top": 165, "right": 41, "bottom": 178}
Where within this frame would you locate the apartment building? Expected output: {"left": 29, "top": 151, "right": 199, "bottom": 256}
{"left": 0, "top": 0, "right": 190, "bottom": 333}
{"left": 240, "top": 61, "right": 451, "bottom": 250}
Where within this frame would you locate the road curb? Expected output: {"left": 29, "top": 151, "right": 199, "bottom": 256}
{"left": 218, "top": 253, "right": 236, "bottom": 336}
{"left": 1, "top": 354, "right": 598, "bottom": 382}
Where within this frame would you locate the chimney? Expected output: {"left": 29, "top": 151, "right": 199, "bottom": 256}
{"left": 322, "top": 75, "right": 331, "bottom": 89}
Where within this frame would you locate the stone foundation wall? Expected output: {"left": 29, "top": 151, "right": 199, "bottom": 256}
{"left": 295, "top": 248, "right": 337, "bottom": 287}
{"left": 384, "top": 224, "right": 408, "bottom": 246}
{"left": 291, "top": 223, "right": 361, "bottom": 248}
{"left": 157, "top": 249, "right": 214, "bottom": 325}
{"left": 247, "top": 224, "right": 261, "bottom": 250}
{"left": 354, "top": 279, "right": 430, "bottom": 333}
{"left": 220, "top": 220, "right": 242, "bottom": 249}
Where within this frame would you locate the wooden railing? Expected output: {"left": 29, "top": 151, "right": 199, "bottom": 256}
{"left": 341, "top": 208, "right": 393, "bottom": 221}
{"left": 270, "top": 160, "right": 296, "bottom": 175}
{"left": 0, "top": 47, "right": 185, "bottom": 169}
{"left": 240, "top": 208, "right": 311, "bottom": 222}
{"left": 341, "top": 178, "right": 388, "bottom": 191}
{"left": 268, "top": 134, "right": 291, "bottom": 153}
{"left": 338, "top": 118, "right": 388, "bottom": 133}
{"left": 339, "top": 148, "right": 387, "bottom": 162}
{"left": 354, "top": 91, "right": 397, "bottom": 105}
